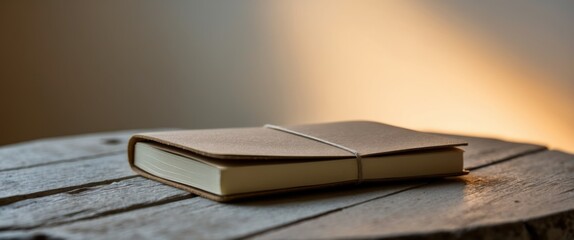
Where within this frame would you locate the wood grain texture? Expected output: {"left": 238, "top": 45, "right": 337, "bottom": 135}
{"left": 435, "top": 133, "right": 545, "bottom": 169}
{"left": 0, "top": 154, "right": 134, "bottom": 205}
{"left": 0, "top": 129, "right": 163, "bottom": 171}
{"left": 0, "top": 133, "right": 551, "bottom": 239}
{"left": 0, "top": 177, "right": 192, "bottom": 230}
{"left": 254, "top": 150, "right": 574, "bottom": 240}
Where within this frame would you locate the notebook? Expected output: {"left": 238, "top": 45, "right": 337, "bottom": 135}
{"left": 127, "top": 121, "right": 468, "bottom": 202}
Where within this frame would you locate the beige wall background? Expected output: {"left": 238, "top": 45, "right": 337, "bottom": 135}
{"left": 1, "top": 1, "right": 573, "bottom": 153}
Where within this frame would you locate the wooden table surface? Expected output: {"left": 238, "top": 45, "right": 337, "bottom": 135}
{"left": 1, "top": 130, "right": 573, "bottom": 239}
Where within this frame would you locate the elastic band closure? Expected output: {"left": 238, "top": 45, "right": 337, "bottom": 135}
{"left": 264, "top": 124, "right": 364, "bottom": 183}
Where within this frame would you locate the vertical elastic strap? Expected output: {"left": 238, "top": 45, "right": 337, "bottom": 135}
{"left": 264, "top": 124, "right": 364, "bottom": 183}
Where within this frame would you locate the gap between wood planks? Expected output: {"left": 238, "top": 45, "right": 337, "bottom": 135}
{"left": 235, "top": 184, "right": 427, "bottom": 240}
{"left": 0, "top": 176, "right": 138, "bottom": 206}
{"left": 0, "top": 193, "right": 194, "bottom": 231}
{"left": 465, "top": 148, "right": 546, "bottom": 171}
{"left": 0, "top": 150, "right": 126, "bottom": 172}
{"left": 0, "top": 128, "right": 172, "bottom": 171}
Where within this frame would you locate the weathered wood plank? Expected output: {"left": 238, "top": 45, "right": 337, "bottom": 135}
{"left": 0, "top": 177, "right": 192, "bottom": 230}
{"left": 2, "top": 137, "right": 549, "bottom": 239}
{"left": 0, "top": 154, "right": 134, "bottom": 205}
{"left": 0, "top": 129, "right": 161, "bottom": 171}
{"left": 254, "top": 150, "right": 574, "bottom": 239}
{"left": 9, "top": 183, "right": 424, "bottom": 239}
{"left": 436, "top": 133, "right": 545, "bottom": 169}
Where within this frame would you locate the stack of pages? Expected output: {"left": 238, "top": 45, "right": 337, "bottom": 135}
{"left": 128, "top": 121, "right": 467, "bottom": 202}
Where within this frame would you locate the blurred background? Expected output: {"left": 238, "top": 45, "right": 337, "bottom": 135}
{"left": 1, "top": 1, "right": 573, "bottom": 153}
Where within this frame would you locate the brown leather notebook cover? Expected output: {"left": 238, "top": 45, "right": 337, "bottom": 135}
{"left": 127, "top": 121, "right": 468, "bottom": 202}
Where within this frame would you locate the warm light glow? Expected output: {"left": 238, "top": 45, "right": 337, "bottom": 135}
{"left": 1, "top": 1, "right": 571, "bottom": 151}
{"left": 265, "top": 1, "right": 574, "bottom": 153}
